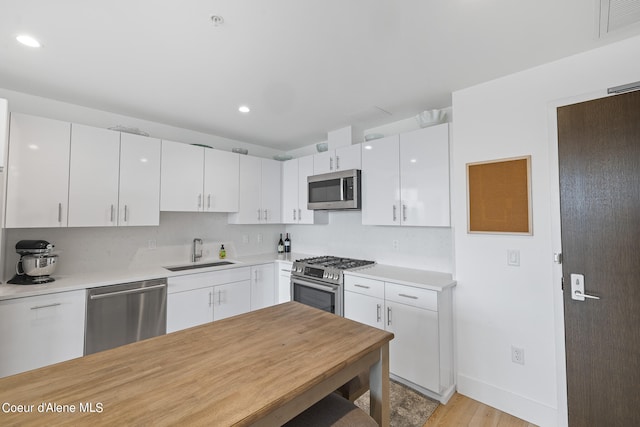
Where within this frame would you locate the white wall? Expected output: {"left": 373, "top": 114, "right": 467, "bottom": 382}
{"left": 452, "top": 35, "right": 640, "bottom": 426}
{"left": 286, "top": 211, "right": 453, "bottom": 273}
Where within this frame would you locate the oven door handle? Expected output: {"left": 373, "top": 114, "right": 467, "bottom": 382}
{"left": 291, "top": 277, "right": 340, "bottom": 291}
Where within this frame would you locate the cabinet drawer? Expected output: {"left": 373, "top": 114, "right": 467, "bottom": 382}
{"left": 344, "top": 275, "right": 384, "bottom": 299}
{"left": 168, "top": 267, "right": 251, "bottom": 293}
{"left": 385, "top": 282, "right": 437, "bottom": 311}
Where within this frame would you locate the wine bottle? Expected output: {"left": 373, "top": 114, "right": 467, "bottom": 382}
{"left": 284, "top": 233, "right": 291, "bottom": 253}
{"left": 277, "top": 234, "right": 284, "bottom": 254}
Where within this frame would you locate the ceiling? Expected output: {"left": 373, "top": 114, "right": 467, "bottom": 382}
{"left": 0, "top": 0, "right": 637, "bottom": 152}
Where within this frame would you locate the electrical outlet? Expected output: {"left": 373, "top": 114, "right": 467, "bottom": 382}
{"left": 511, "top": 345, "right": 525, "bottom": 365}
{"left": 148, "top": 239, "right": 156, "bottom": 250}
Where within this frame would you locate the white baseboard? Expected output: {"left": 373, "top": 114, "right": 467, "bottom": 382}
{"left": 390, "top": 374, "right": 455, "bottom": 404}
{"left": 457, "top": 374, "right": 559, "bottom": 427}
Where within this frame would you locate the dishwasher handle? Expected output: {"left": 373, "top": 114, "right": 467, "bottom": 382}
{"left": 89, "top": 283, "right": 166, "bottom": 300}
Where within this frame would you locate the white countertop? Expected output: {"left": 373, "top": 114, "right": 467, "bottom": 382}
{"left": 344, "top": 264, "right": 456, "bottom": 292}
{"left": 0, "top": 252, "right": 311, "bottom": 301}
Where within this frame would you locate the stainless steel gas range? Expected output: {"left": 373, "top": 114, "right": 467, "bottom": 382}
{"left": 291, "top": 256, "right": 375, "bottom": 316}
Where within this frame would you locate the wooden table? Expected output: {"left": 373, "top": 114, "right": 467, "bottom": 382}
{"left": 0, "top": 302, "right": 393, "bottom": 426}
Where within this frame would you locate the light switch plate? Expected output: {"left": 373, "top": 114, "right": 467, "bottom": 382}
{"left": 507, "top": 249, "right": 520, "bottom": 266}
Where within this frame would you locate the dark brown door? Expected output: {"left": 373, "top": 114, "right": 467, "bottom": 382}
{"left": 557, "top": 90, "right": 640, "bottom": 427}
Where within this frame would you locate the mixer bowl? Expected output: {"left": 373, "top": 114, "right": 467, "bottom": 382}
{"left": 20, "top": 254, "right": 58, "bottom": 277}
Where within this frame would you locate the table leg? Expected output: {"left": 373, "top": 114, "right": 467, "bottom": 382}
{"left": 369, "top": 343, "right": 390, "bottom": 426}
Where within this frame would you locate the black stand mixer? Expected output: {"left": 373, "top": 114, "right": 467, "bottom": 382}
{"left": 8, "top": 240, "right": 58, "bottom": 285}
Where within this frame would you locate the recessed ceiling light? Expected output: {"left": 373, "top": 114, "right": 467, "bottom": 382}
{"left": 16, "top": 34, "right": 41, "bottom": 48}
{"left": 238, "top": 105, "right": 250, "bottom": 113}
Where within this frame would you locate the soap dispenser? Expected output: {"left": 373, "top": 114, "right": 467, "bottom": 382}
{"left": 219, "top": 244, "right": 226, "bottom": 259}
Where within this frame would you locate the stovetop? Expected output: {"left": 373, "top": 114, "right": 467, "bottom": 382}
{"left": 291, "top": 256, "right": 375, "bottom": 284}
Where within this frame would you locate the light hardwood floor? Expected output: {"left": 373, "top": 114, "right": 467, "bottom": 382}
{"left": 424, "top": 393, "right": 538, "bottom": 427}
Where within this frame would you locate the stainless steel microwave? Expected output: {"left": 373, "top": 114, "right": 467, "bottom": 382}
{"left": 307, "top": 169, "right": 361, "bottom": 210}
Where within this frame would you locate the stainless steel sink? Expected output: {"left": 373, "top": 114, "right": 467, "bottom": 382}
{"left": 164, "top": 261, "right": 236, "bottom": 272}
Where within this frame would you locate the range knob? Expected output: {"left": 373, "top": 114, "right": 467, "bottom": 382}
{"left": 323, "top": 272, "right": 328, "bottom": 279}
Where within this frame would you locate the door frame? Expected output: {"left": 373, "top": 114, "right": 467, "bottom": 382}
{"left": 546, "top": 88, "right": 621, "bottom": 427}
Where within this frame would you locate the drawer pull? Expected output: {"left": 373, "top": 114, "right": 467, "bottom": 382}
{"left": 354, "top": 284, "right": 370, "bottom": 289}
{"left": 376, "top": 304, "right": 382, "bottom": 322}
{"left": 398, "top": 293, "right": 418, "bottom": 300}
{"left": 31, "top": 303, "right": 62, "bottom": 310}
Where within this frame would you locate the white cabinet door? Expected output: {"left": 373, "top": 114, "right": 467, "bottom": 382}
{"left": 313, "top": 150, "right": 333, "bottom": 174}
{"left": 297, "top": 155, "right": 317, "bottom": 224}
{"left": 361, "top": 135, "right": 400, "bottom": 226}
{"left": 281, "top": 159, "right": 298, "bottom": 224}
{"left": 386, "top": 300, "right": 440, "bottom": 393}
{"left": 68, "top": 124, "right": 120, "bottom": 227}
{"left": 277, "top": 261, "right": 292, "bottom": 303}
{"left": 214, "top": 280, "right": 251, "bottom": 320}
{"left": 204, "top": 149, "right": 239, "bottom": 212}
{"left": 167, "top": 287, "right": 213, "bottom": 333}
{"left": 161, "top": 140, "right": 204, "bottom": 212}
{"left": 400, "top": 124, "right": 450, "bottom": 226}
{"left": 335, "top": 144, "right": 361, "bottom": 171}
{"left": 261, "top": 158, "right": 281, "bottom": 223}
{"left": 344, "top": 291, "right": 385, "bottom": 330}
{"left": 251, "top": 263, "right": 276, "bottom": 310}
{"left": 0, "top": 291, "right": 85, "bottom": 378}
{"left": 119, "top": 133, "right": 161, "bottom": 226}
{"left": 229, "top": 155, "right": 261, "bottom": 224}
{"left": 5, "top": 114, "right": 71, "bottom": 228}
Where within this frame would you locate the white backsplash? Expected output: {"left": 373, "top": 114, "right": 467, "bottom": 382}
{"left": 285, "top": 211, "right": 453, "bottom": 273}
{"left": 3, "top": 212, "right": 285, "bottom": 279}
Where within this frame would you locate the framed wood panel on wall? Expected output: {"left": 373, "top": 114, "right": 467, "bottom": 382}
{"left": 467, "top": 155, "right": 532, "bottom": 235}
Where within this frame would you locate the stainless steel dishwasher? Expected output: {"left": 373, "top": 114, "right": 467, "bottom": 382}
{"left": 85, "top": 278, "right": 167, "bottom": 355}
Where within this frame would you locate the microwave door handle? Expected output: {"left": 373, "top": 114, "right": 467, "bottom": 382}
{"left": 340, "top": 178, "right": 345, "bottom": 201}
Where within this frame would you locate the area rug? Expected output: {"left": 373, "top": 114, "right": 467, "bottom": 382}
{"left": 354, "top": 380, "right": 439, "bottom": 427}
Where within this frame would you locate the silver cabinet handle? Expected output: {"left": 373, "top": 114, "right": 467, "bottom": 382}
{"left": 31, "top": 302, "right": 61, "bottom": 310}
{"left": 198, "top": 194, "right": 202, "bottom": 209}
{"left": 398, "top": 293, "right": 418, "bottom": 300}
{"left": 124, "top": 205, "right": 129, "bottom": 222}
{"left": 218, "top": 290, "right": 222, "bottom": 305}
{"left": 257, "top": 209, "right": 261, "bottom": 221}
{"left": 402, "top": 204, "right": 407, "bottom": 222}
{"left": 293, "top": 209, "right": 297, "bottom": 221}
{"left": 387, "top": 307, "right": 392, "bottom": 326}
{"left": 58, "top": 203, "right": 62, "bottom": 223}
{"left": 376, "top": 304, "right": 381, "bottom": 322}
{"left": 298, "top": 208, "right": 302, "bottom": 219}
{"left": 335, "top": 155, "right": 340, "bottom": 170}
{"left": 264, "top": 209, "right": 268, "bottom": 221}
{"left": 209, "top": 291, "right": 213, "bottom": 307}
{"left": 110, "top": 204, "right": 115, "bottom": 223}
{"left": 392, "top": 205, "right": 397, "bottom": 221}
{"left": 89, "top": 283, "right": 166, "bottom": 300}
{"left": 254, "top": 269, "right": 258, "bottom": 282}
{"left": 354, "top": 284, "right": 370, "bottom": 289}
{"left": 207, "top": 194, "right": 211, "bottom": 209}
{"left": 329, "top": 157, "right": 334, "bottom": 171}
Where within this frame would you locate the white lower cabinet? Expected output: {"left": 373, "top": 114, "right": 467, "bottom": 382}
{"left": 167, "top": 267, "right": 251, "bottom": 333}
{"left": 344, "top": 274, "right": 454, "bottom": 402}
{"left": 250, "top": 263, "right": 276, "bottom": 310}
{"left": 0, "top": 290, "right": 86, "bottom": 378}
{"left": 277, "top": 261, "right": 293, "bottom": 303}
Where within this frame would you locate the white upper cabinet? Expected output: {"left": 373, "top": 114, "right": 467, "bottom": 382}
{"left": 68, "top": 124, "right": 121, "bottom": 227}
{"left": 118, "top": 133, "right": 161, "bottom": 226}
{"left": 313, "top": 144, "right": 361, "bottom": 174}
{"left": 161, "top": 141, "right": 239, "bottom": 213}
{"left": 0, "top": 98, "right": 7, "bottom": 168}
{"left": 361, "top": 135, "right": 401, "bottom": 226}
{"left": 5, "top": 113, "right": 71, "bottom": 228}
{"left": 204, "top": 149, "right": 239, "bottom": 212}
{"left": 161, "top": 140, "right": 204, "bottom": 212}
{"left": 400, "top": 124, "right": 450, "bottom": 227}
{"left": 282, "top": 155, "right": 328, "bottom": 224}
{"left": 362, "top": 123, "right": 450, "bottom": 227}
{"left": 229, "top": 156, "right": 281, "bottom": 224}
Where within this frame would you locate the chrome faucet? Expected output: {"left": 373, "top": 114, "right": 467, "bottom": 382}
{"left": 192, "top": 238, "right": 203, "bottom": 262}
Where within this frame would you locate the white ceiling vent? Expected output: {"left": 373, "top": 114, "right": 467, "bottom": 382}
{"left": 600, "top": 0, "right": 640, "bottom": 36}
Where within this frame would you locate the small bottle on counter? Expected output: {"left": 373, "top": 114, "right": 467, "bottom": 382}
{"left": 277, "top": 234, "right": 284, "bottom": 254}
{"left": 284, "top": 233, "right": 291, "bottom": 253}
{"left": 219, "top": 244, "right": 226, "bottom": 259}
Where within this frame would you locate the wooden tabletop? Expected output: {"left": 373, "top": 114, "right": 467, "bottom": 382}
{"left": 0, "top": 302, "right": 393, "bottom": 426}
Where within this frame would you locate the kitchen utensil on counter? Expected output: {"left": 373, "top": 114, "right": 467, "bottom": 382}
{"left": 8, "top": 240, "right": 58, "bottom": 284}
